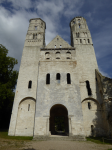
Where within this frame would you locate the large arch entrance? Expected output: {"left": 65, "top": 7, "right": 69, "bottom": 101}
{"left": 50, "top": 104, "right": 69, "bottom": 136}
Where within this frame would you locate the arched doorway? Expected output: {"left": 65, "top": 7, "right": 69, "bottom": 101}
{"left": 50, "top": 104, "right": 69, "bottom": 136}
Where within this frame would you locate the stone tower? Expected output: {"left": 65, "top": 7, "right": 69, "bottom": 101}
{"left": 8, "top": 18, "right": 46, "bottom": 136}
{"left": 9, "top": 17, "right": 106, "bottom": 139}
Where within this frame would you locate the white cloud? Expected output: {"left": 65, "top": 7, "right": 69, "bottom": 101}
{"left": 99, "top": 67, "right": 111, "bottom": 78}
{"left": 0, "top": 0, "right": 112, "bottom": 78}
{"left": 6, "top": 0, "right": 33, "bottom": 9}
{"left": 93, "top": 22, "right": 112, "bottom": 59}
{"left": 0, "top": 0, "right": 82, "bottom": 71}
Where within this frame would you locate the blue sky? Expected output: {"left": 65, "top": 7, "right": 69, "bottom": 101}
{"left": 0, "top": 0, "right": 112, "bottom": 77}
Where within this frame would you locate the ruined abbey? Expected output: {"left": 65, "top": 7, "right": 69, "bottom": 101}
{"left": 8, "top": 16, "right": 112, "bottom": 140}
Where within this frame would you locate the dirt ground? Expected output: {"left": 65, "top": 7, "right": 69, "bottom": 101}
{"left": 0, "top": 138, "right": 112, "bottom": 150}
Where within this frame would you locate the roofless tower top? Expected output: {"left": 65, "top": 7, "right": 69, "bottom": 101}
{"left": 70, "top": 16, "right": 93, "bottom": 46}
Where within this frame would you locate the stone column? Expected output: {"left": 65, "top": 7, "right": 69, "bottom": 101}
{"left": 68, "top": 116, "right": 72, "bottom": 136}
{"left": 44, "top": 116, "right": 50, "bottom": 136}
{"left": 46, "top": 117, "right": 49, "bottom": 136}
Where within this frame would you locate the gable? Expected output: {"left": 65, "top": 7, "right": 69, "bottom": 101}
{"left": 46, "top": 35, "right": 72, "bottom": 48}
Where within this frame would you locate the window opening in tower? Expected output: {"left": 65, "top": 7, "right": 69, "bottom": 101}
{"left": 28, "top": 81, "right": 32, "bottom": 88}
{"left": 35, "top": 26, "right": 37, "bottom": 30}
{"left": 56, "top": 73, "right": 61, "bottom": 84}
{"left": 67, "top": 73, "right": 71, "bottom": 84}
{"left": 46, "top": 74, "right": 50, "bottom": 84}
{"left": 86, "top": 81, "right": 92, "bottom": 96}
{"left": 88, "top": 102, "right": 91, "bottom": 109}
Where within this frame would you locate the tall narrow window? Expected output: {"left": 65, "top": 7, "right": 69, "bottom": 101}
{"left": 45, "top": 52, "right": 50, "bottom": 59}
{"left": 76, "top": 39, "right": 78, "bottom": 44}
{"left": 55, "top": 45, "right": 56, "bottom": 48}
{"left": 85, "top": 33, "right": 87, "bottom": 37}
{"left": 88, "top": 39, "right": 90, "bottom": 43}
{"left": 83, "top": 39, "right": 86, "bottom": 44}
{"left": 80, "top": 39, "right": 82, "bottom": 43}
{"left": 56, "top": 52, "right": 60, "bottom": 59}
{"left": 76, "top": 33, "right": 79, "bottom": 38}
{"left": 86, "top": 81, "right": 92, "bottom": 96}
{"left": 56, "top": 73, "right": 60, "bottom": 83}
{"left": 79, "top": 24, "right": 80, "bottom": 28}
{"left": 28, "top": 80, "right": 32, "bottom": 88}
{"left": 66, "top": 51, "right": 71, "bottom": 59}
{"left": 33, "top": 34, "right": 35, "bottom": 39}
{"left": 35, "top": 26, "right": 37, "bottom": 30}
{"left": 67, "top": 73, "right": 71, "bottom": 84}
{"left": 28, "top": 104, "right": 30, "bottom": 111}
{"left": 60, "top": 45, "right": 62, "bottom": 48}
{"left": 88, "top": 102, "right": 91, "bottom": 109}
{"left": 35, "top": 33, "right": 37, "bottom": 39}
{"left": 46, "top": 74, "right": 50, "bottom": 84}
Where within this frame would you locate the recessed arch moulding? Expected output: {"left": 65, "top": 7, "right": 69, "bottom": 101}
{"left": 81, "top": 98, "right": 103, "bottom": 137}
{"left": 8, "top": 97, "right": 36, "bottom": 136}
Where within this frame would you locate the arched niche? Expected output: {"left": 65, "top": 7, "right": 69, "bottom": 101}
{"left": 45, "top": 52, "right": 50, "bottom": 59}
{"left": 55, "top": 51, "right": 60, "bottom": 59}
{"left": 82, "top": 98, "right": 101, "bottom": 107}
{"left": 66, "top": 51, "right": 71, "bottom": 59}
{"left": 49, "top": 104, "right": 69, "bottom": 136}
{"left": 81, "top": 98, "right": 102, "bottom": 137}
{"left": 15, "top": 97, "right": 36, "bottom": 136}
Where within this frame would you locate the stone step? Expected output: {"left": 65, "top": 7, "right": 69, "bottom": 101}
{"left": 33, "top": 135, "right": 86, "bottom": 141}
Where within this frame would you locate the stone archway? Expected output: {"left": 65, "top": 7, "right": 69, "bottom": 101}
{"left": 15, "top": 98, "right": 35, "bottom": 136}
{"left": 50, "top": 104, "right": 69, "bottom": 136}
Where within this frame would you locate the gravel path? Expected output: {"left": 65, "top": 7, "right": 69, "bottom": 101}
{"left": 23, "top": 141, "right": 112, "bottom": 150}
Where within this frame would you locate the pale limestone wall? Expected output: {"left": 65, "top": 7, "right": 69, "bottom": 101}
{"left": 75, "top": 45, "right": 101, "bottom": 135}
{"left": 40, "top": 49, "right": 76, "bottom": 61}
{"left": 25, "top": 18, "right": 46, "bottom": 47}
{"left": 34, "top": 48, "right": 85, "bottom": 136}
{"left": 76, "top": 45, "right": 98, "bottom": 101}
{"left": 70, "top": 17, "right": 92, "bottom": 47}
{"left": 82, "top": 99, "right": 103, "bottom": 136}
{"left": 46, "top": 35, "right": 72, "bottom": 48}
{"left": 8, "top": 46, "right": 39, "bottom": 136}
{"left": 15, "top": 99, "right": 35, "bottom": 136}
{"left": 8, "top": 18, "right": 45, "bottom": 136}
{"left": 70, "top": 17, "right": 102, "bottom": 136}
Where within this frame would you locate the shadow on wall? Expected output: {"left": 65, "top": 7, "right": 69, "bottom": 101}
{"left": 91, "top": 103, "right": 104, "bottom": 137}
{"left": 95, "top": 69, "right": 112, "bottom": 137}
{"left": 82, "top": 98, "right": 103, "bottom": 137}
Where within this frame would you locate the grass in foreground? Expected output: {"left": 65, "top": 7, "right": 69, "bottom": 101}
{"left": 86, "top": 136, "right": 112, "bottom": 145}
{"left": 0, "top": 129, "right": 33, "bottom": 140}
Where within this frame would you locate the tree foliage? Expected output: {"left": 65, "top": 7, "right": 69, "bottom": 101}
{"left": 0, "top": 44, "right": 18, "bottom": 128}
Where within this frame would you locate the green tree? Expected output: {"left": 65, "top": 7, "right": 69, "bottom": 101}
{"left": 0, "top": 44, "right": 18, "bottom": 128}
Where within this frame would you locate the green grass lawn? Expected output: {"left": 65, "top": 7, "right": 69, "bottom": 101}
{"left": 0, "top": 129, "right": 33, "bottom": 140}
{"left": 86, "top": 136, "right": 112, "bottom": 145}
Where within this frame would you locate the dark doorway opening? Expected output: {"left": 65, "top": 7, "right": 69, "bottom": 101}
{"left": 50, "top": 104, "right": 69, "bottom": 136}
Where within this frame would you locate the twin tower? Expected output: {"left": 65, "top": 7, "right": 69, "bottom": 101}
{"left": 8, "top": 17, "right": 104, "bottom": 139}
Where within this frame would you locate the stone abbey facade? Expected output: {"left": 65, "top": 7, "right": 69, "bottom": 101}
{"left": 8, "top": 16, "right": 112, "bottom": 139}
